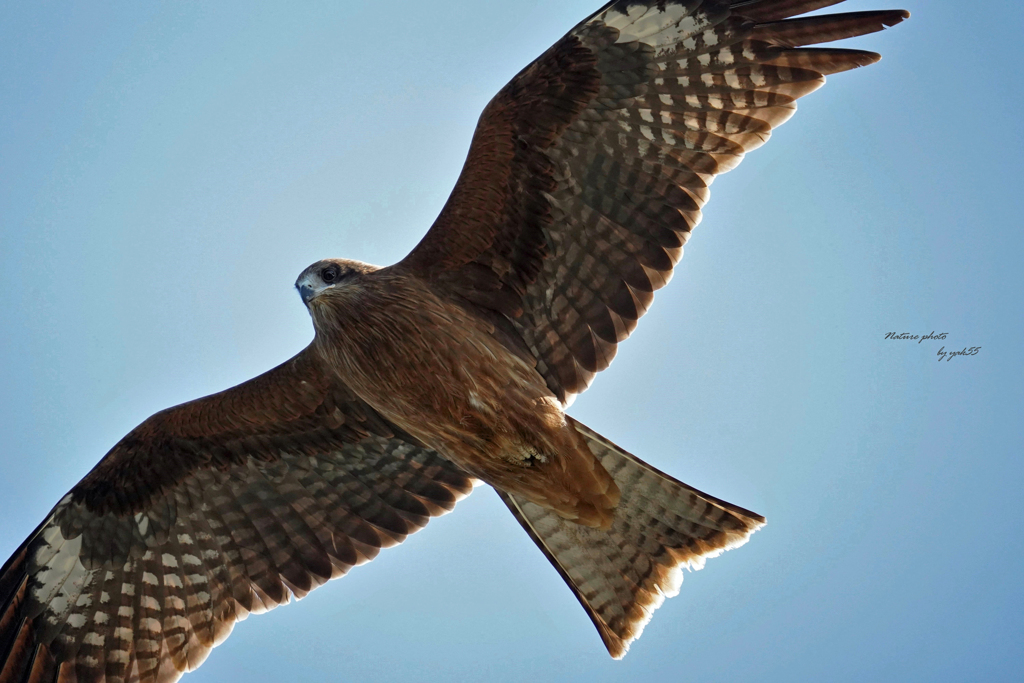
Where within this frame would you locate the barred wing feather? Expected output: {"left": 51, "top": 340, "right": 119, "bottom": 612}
{"left": 400, "top": 0, "right": 908, "bottom": 404}
{"left": 0, "top": 350, "right": 473, "bottom": 683}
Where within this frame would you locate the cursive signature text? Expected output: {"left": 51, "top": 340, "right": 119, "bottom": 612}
{"left": 936, "top": 346, "right": 981, "bottom": 362}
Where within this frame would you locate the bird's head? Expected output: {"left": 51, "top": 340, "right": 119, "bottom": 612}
{"left": 295, "top": 258, "right": 378, "bottom": 309}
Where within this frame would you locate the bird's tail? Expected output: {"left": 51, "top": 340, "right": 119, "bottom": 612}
{"left": 499, "top": 418, "right": 764, "bottom": 659}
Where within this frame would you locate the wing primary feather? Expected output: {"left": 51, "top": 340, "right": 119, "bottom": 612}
{"left": 751, "top": 10, "right": 910, "bottom": 47}
{"left": 729, "top": 0, "right": 846, "bottom": 22}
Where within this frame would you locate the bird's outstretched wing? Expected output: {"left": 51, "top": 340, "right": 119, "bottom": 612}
{"left": 398, "top": 0, "right": 908, "bottom": 404}
{"left": 0, "top": 349, "right": 474, "bottom": 683}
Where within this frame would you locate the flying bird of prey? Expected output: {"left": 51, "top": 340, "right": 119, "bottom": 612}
{"left": 0, "top": 1, "right": 907, "bottom": 680}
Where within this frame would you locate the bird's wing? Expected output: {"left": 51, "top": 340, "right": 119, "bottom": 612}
{"left": 397, "top": 0, "right": 908, "bottom": 404}
{"left": 0, "top": 348, "right": 474, "bottom": 683}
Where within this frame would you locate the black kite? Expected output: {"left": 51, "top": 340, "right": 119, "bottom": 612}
{"left": 0, "top": 1, "right": 907, "bottom": 680}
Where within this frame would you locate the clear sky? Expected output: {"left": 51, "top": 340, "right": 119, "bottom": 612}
{"left": 2, "top": 1, "right": 1022, "bottom": 681}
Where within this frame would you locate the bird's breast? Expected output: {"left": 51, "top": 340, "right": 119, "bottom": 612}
{"left": 311, "top": 275, "right": 558, "bottom": 457}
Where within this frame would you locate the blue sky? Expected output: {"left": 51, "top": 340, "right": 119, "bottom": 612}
{"left": 2, "top": 1, "right": 1022, "bottom": 681}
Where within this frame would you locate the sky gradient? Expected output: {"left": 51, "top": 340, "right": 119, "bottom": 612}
{"left": 2, "top": 1, "right": 1023, "bottom": 681}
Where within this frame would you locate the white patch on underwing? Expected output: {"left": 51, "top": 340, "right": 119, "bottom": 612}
{"left": 33, "top": 532, "right": 86, "bottom": 618}
{"left": 41, "top": 524, "right": 63, "bottom": 547}
{"left": 32, "top": 533, "right": 82, "bottom": 604}
{"left": 135, "top": 513, "right": 150, "bottom": 537}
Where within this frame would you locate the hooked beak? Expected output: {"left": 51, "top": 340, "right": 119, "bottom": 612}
{"left": 298, "top": 283, "right": 318, "bottom": 305}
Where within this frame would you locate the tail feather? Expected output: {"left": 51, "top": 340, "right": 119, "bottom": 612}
{"left": 500, "top": 419, "right": 764, "bottom": 659}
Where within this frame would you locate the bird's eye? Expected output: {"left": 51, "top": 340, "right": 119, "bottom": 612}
{"left": 321, "top": 266, "right": 340, "bottom": 283}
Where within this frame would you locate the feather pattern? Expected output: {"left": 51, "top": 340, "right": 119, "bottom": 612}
{"left": 501, "top": 419, "right": 765, "bottom": 658}
{"left": 0, "top": 0, "right": 909, "bottom": 676}
{"left": 399, "top": 0, "right": 908, "bottom": 404}
{"left": 0, "top": 350, "right": 474, "bottom": 683}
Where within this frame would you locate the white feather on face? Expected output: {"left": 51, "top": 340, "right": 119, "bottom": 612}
{"left": 295, "top": 258, "right": 378, "bottom": 305}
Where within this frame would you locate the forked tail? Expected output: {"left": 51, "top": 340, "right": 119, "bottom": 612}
{"left": 499, "top": 418, "right": 764, "bottom": 658}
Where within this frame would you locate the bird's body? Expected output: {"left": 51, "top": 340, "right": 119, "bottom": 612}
{"left": 304, "top": 260, "right": 620, "bottom": 527}
{"left": 0, "top": 2, "right": 909, "bottom": 680}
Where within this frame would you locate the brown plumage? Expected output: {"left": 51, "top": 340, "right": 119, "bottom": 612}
{"left": 304, "top": 262, "right": 620, "bottom": 528}
{"left": 0, "top": 1, "right": 908, "bottom": 680}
